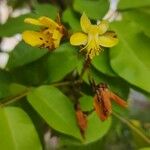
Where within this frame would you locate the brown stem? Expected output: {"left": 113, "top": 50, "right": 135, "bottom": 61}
{"left": 0, "top": 80, "right": 81, "bottom": 107}
{"left": 0, "top": 89, "right": 30, "bottom": 107}
{"left": 80, "top": 57, "right": 91, "bottom": 79}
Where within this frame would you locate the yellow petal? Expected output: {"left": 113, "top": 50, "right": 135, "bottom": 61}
{"left": 39, "top": 16, "right": 58, "bottom": 28}
{"left": 70, "top": 32, "right": 87, "bottom": 46}
{"left": 52, "top": 30, "right": 63, "bottom": 48}
{"left": 98, "top": 20, "right": 109, "bottom": 35}
{"left": 53, "top": 29, "right": 63, "bottom": 39}
{"left": 24, "top": 18, "right": 43, "bottom": 26}
{"left": 22, "top": 31, "right": 44, "bottom": 47}
{"left": 98, "top": 32, "right": 118, "bottom": 47}
{"left": 80, "top": 12, "right": 91, "bottom": 33}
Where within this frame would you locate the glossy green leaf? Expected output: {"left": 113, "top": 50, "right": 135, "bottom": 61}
{"left": 141, "top": 7, "right": 150, "bottom": 15}
{"left": 10, "top": 55, "right": 48, "bottom": 85}
{"left": 139, "top": 147, "right": 150, "bottom": 150}
{"left": 47, "top": 43, "right": 78, "bottom": 82}
{"left": 62, "top": 8, "right": 80, "bottom": 31}
{"left": 34, "top": 4, "right": 58, "bottom": 19}
{"left": 123, "top": 10, "right": 150, "bottom": 37}
{"left": 112, "top": 101, "right": 128, "bottom": 116}
{"left": 0, "top": 4, "right": 58, "bottom": 37}
{"left": 0, "top": 107, "right": 42, "bottom": 150}
{"left": 76, "top": 55, "right": 85, "bottom": 74}
{"left": 84, "top": 112, "right": 111, "bottom": 144}
{"left": 79, "top": 95, "right": 93, "bottom": 112}
{"left": 9, "top": 83, "right": 27, "bottom": 95}
{"left": 60, "top": 112, "right": 111, "bottom": 145}
{"left": 118, "top": 0, "right": 150, "bottom": 9}
{"left": 27, "top": 86, "right": 81, "bottom": 140}
{"left": 59, "top": 137, "right": 102, "bottom": 150}
{"left": 0, "top": 70, "right": 12, "bottom": 99}
{"left": 110, "top": 21, "right": 150, "bottom": 93}
{"left": 73, "top": 0, "right": 109, "bottom": 20}
{"left": 0, "top": 14, "right": 36, "bottom": 37}
{"left": 7, "top": 41, "right": 48, "bottom": 69}
{"left": 92, "top": 50, "right": 116, "bottom": 77}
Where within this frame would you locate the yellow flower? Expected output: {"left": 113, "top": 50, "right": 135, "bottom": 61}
{"left": 70, "top": 13, "right": 118, "bottom": 59}
{"left": 22, "top": 16, "right": 66, "bottom": 50}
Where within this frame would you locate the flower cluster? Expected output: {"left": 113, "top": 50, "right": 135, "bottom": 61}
{"left": 22, "top": 14, "right": 125, "bottom": 124}
{"left": 22, "top": 13, "right": 118, "bottom": 59}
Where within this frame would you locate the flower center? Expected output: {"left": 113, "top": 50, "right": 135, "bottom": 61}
{"left": 38, "top": 29, "right": 54, "bottom": 49}
{"left": 86, "top": 25, "right": 102, "bottom": 59}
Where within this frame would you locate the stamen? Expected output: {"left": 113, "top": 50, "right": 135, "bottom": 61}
{"left": 46, "top": 46, "right": 49, "bottom": 49}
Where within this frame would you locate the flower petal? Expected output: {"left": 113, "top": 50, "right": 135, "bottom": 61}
{"left": 75, "top": 104, "right": 87, "bottom": 134}
{"left": 39, "top": 16, "right": 58, "bottom": 28}
{"left": 24, "top": 17, "right": 59, "bottom": 29}
{"left": 52, "top": 30, "right": 63, "bottom": 48}
{"left": 22, "top": 31, "right": 44, "bottom": 47}
{"left": 98, "top": 20, "right": 109, "bottom": 35}
{"left": 70, "top": 32, "right": 87, "bottom": 46}
{"left": 110, "top": 92, "right": 128, "bottom": 108}
{"left": 94, "top": 95, "right": 108, "bottom": 121}
{"left": 98, "top": 31, "right": 118, "bottom": 47}
{"left": 24, "top": 18, "right": 43, "bottom": 26}
{"left": 101, "top": 90, "right": 112, "bottom": 114}
{"left": 80, "top": 12, "right": 91, "bottom": 33}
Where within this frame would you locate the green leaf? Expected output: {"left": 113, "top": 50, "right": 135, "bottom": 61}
{"left": 73, "top": 0, "right": 109, "bottom": 20}
{"left": 0, "top": 70, "right": 12, "bottom": 99}
{"left": 0, "top": 4, "right": 58, "bottom": 37}
{"left": 9, "top": 83, "right": 27, "bottom": 95}
{"left": 60, "top": 112, "right": 111, "bottom": 145}
{"left": 10, "top": 55, "right": 49, "bottom": 86}
{"left": 76, "top": 55, "right": 85, "bottom": 74}
{"left": 62, "top": 8, "right": 80, "bottom": 31}
{"left": 47, "top": 43, "right": 78, "bottom": 82}
{"left": 7, "top": 41, "right": 48, "bottom": 69}
{"left": 84, "top": 112, "right": 111, "bottom": 144}
{"left": 123, "top": 10, "right": 150, "bottom": 37}
{"left": 0, "top": 14, "right": 36, "bottom": 37}
{"left": 27, "top": 85, "right": 81, "bottom": 140}
{"left": 112, "top": 101, "right": 128, "bottom": 116}
{"left": 139, "top": 148, "right": 150, "bottom": 150}
{"left": 110, "top": 21, "right": 150, "bottom": 93}
{"left": 59, "top": 138, "right": 103, "bottom": 150}
{"left": 34, "top": 4, "right": 58, "bottom": 19}
{"left": 92, "top": 50, "right": 116, "bottom": 77}
{"left": 0, "top": 107, "right": 42, "bottom": 150}
{"left": 118, "top": 0, "right": 150, "bottom": 9}
{"left": 79, "top": 95, "right": 93, "bottom": 112}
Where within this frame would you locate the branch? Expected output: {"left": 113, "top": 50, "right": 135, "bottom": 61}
{"left": 0, "top": 80, "right": 81, "bottom": 107}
